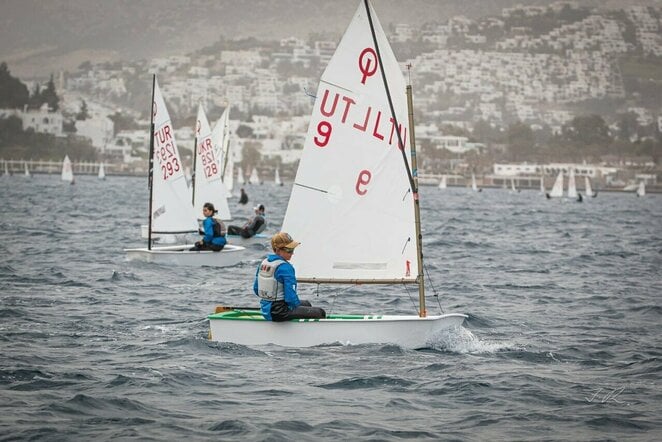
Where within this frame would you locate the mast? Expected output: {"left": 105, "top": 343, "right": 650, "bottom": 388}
{"left": 365, "top": 0, "right": 426, "bottom": 317}
{"left": 147, "top": 74, "right": 156, "bottom": 250}
{"left": 191, "top": 135, "right": 198, "bottom": 205}
{"left": 406, "top": 81, "right": 426, "bottom": 318}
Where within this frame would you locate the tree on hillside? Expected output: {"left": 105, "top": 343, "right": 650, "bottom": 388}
{"left": 0, "top": 62, "right": 29, "bottom": 109}
{"left": 561, "top": 114, "right": 610, "bottom": 147}
{"left": 76, "top": 99, "right": 89, "bottom": 120}
{"left": 236, "top": 124, "right": 254, "bottom": 138}
{"left": 41, "top": 74, "right": 60, "bottom": 111}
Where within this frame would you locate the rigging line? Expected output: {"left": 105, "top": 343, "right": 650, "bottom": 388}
{"left": 294, "top": 182, "right": 328, "bottom": 193}
{"left": 364, "top": 0, "right": 416, "bottom": 193}
{"left": 403, "top": 282, "right": 419, "bottom": 314}
{"left": 401, "top": 187, "right": 411, "bottom": 201}
{"left": 424, "top": 263, "right": 445, "bottom": 314}
{"left": 401, "top": 237, "right": 411, "bottom": 255}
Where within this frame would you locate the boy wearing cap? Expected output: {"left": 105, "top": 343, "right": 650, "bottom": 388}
{"left": 227, "top": 204, "right": 266, "bottom": 238}
{"left": 253, "top": 232, "right": 326, "bottom": 321}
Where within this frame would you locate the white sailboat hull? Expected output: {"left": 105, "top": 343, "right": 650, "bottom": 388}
{"left": 125, "top": 244, "right": 246, "bottom": 267}
{"left": 225, "top": 233, "right": 270, "bottom": 246}
{"left": 208, "top": 312, "right": 467, "bottom": 349}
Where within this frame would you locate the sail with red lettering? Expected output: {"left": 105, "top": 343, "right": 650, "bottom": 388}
{"left": 281, "top": 0, "right": 415, "bottom": 282}
{"left": 151, "top": 79, "right": 197, "bottom": 234}
{"left": 193, "top": 104, "right": 232, "bottom": 220}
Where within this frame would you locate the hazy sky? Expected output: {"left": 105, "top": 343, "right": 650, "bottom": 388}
{"left": 1, "top": 0, "right": 660, "bottom": 78}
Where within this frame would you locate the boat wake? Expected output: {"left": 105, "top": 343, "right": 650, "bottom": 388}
{"left": 428, "top": 326, "right": 515, "bottom": 354}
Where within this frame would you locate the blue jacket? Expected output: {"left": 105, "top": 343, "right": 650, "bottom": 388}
{"left": 202, "top": 216, "right": 226, "bottom": 247}
{"left": 253, "top": 254, "right": 300, "bottom": 320}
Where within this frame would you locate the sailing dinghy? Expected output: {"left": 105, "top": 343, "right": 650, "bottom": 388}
{"left": 209, "top": 0, "right": 466, "bottom": 348}
{"left": 438, "top": 175, "right": 447, "bottom": 189}
{"left": 98, "top": 162, "right": 105, "bottom": 180}
{"left": 584, "top": 176, "right": 597, "bottom": 198}
{"left": 61, "top": 155, "right": 74, "bottom": 183}
{"left": 125, "top": 76, "right": 244, "bottom": 266}
{"left": 636, "top": 181, "right": 646, "bottom": 197}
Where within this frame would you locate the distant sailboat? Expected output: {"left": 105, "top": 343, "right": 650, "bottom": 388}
{"left": 584, "top": 176, "right": 597, "bottom": 198}
{"left": 3, "top": 160, "right": 8, "bottom": 177}
{"left": 61, "top": 155, "right": 74, "bottom": 184}
{"left": 98, "top": 162, "right": 105, "bottom": 180}
{"left": 636, "top": 181, "right": 646, "bottom": 197}
{"left": 191, "top": 103, "right": 232, "bottom": 222}
{"left": 539, "top": 174, "right": 545, "bottom": 194}
{"left": 125, "top": 75, "right": 245, "bottom": 266}
{"left": 567, "top": 168, "right": 578, "bottom": 199}
{"left": 510, "top": 178, "right": 518, "bottom": 193}
{"left": 438, "top": 175, "right": 447, "bottom": 189}
{"left": 546, "top": 171, "right": 563, "bottom": 199}
{"left": 470, "top": 173, "right": 481, "bottom": 192}
{"left": 24, "top": 161, "right": 31, "bottom": 178}
{"left": 212, "top": 105, "right": 233, "bottom": 192}
{"left": 248, "top": 167, "right": 260, "bottom": 185}
{"left": 274, "top": 167, "right": 283, "bottom": 186}
{"left": 236, "top": 166, "right": 245, "bottom": 185}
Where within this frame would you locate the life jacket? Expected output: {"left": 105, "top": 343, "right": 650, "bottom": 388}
{"left": 212, "top": 218, "right": 226, "bottom": 237}
{"left": 256, "top": 258, "right": 285, "bottom": 301}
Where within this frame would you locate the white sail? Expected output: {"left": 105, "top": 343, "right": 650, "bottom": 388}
{"left": 192, "top": 103, "right": 232, "bottom": 220}
{"left": 248, "top": 167, "right": 260, "bottom": 185}
{"left": 3, "top": 160, "right": 8, "bottom": 176}
{"left": 212, "top": 105, "right": 232, "bottom": 190}
{"left": 24, "top": 161, "right": 31, "bottom": 178}
{"left": 636, "top": 181, "right": 646, "bottom": 197}
{"left": 98, "top": 162, "right": 105, "bottom": 180}
{"left": 438, "top": 175, "right": 446, "bottom": 189}
{"left": 584, "top": 176, "right": 594, "bottom": 197}
{"left": 150, "top": 79, "right": 197, "bottom": 234}
{"left": 548, "top": 171, "right": 564, "bottom": 198}
{"left": 236, "top": 166, "right": 245, "bottom": 185}
{"left": 61, "top": 155, "right": 74, "bottom": 182}
{"left": 539, "top": 175, "right": 545, "bottom": 194}
{"left": 274, "top": 167, "right": 282, "bottom": 186}
{"left": 567, "top": 168, "right": 578, "bottom": 198}
{"left": 510, "top": 178, "right": 517, "bottom": 192}
{"left": 223, "top": 160, "right": 234, "bottom": 193}
{"left": 471, "top": 173, "right": 478, "bottom": 192}
{"left": 281, "top": 0, "right": 416, "bottom": 282}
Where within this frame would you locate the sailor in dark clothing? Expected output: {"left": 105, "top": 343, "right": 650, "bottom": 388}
{"left": 238, "top": 188, "right": 248, "bottom": 205}
{"left": 227, "top": 204, "right": 266, "bottom": 238}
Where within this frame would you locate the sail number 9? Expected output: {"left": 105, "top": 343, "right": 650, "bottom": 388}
{"left": 314, "top": 121, "right": 332, "bottom": 147}
{"left": 355, "top": 169, "right": 371, "bottom": 195}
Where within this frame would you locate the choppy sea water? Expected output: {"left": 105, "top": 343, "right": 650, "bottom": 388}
{"left": 1, "top": 174, "right": 660, "bottom": 441}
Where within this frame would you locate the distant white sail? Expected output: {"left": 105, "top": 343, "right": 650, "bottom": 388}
{"left": 539, "top": 175, "right": 545, "bottom": 194}
{"left": 212, "top": 105, "right": 232, "bottom": 191}
{"left": 471, "top": 173, "right": 478, "bottom": 192}
{"left": 274, "top": 167, "right": 282, "bottom": 186}
{"left": 150, "top": 79, "right": 197, "bottom": 234}
{"left": 3, "top": 160, "right": 8, "bottom": 176}
{"left": 548, "top": 171, "right": 564, "bottom": 198}
{"left": 192, "top": 103, "right": 232, "bottom": 220}
{"left": 61, "top": 155, "right": 74, "bottom": 183}
{"left": 510, "top": 178, "right": 517, "bottom": 192}
{"left": 98, "top": 162, "right": 105, "bottom": 180}
{"left": 438, "top": 175, "right": 446, "bottom": 189}
{"left": 636, "top": 181, "right": 645, "bottom": 197}
{"left": 584, "top": 176, "right": 595, "bottom": 197}
{"left": 567, "top": 168, "right": 578, "bottom": 198}
{"left": 236, "top": 166, "right": 245, "bottom": 185}
{"left": 24, "top": 161, "right": 31, "bottom": 178}
{"left": 248, "top": 167, "right": 260, "bottom": 185}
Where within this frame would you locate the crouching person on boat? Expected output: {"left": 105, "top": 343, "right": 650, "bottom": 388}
{"left": 190, "top": 202, "right": 226, "bottom": 252}
{"left": 253, "top": 232, "right": 326, "bottom": 321}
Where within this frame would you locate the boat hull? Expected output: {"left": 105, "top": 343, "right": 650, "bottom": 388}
{"left": 225, "top": 233, "right": 270, "bottom": 246}
{"left": 208, "top": 310, "right": 467, "bottom": 349}
{"left": 125, "top": 244, "right": 246, "bottom": 267}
